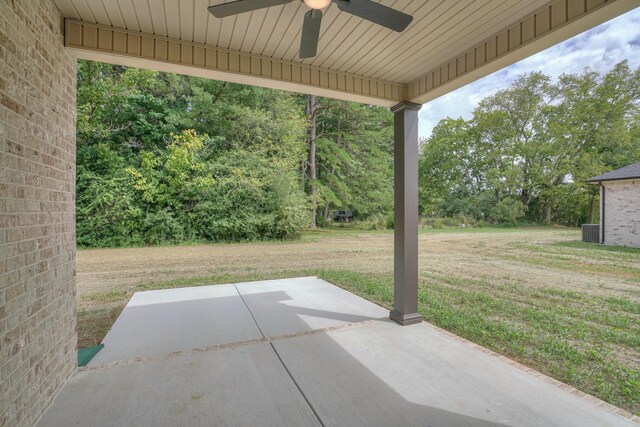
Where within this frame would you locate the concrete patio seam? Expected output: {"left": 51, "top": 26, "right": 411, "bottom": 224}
{"left": 419, "top": 321, "right": 640, "bottom": 424}
{"left": 79, "top": 317, "right": 383, "bottom": 373}
{"left": 270, "top": 341, "right": 328, "bottom": 427}
{"left": 233, "top": 283, "right": 327, "bottom": 427}
{"left": 233, "top": 283, "right": 268, "bottom": 339}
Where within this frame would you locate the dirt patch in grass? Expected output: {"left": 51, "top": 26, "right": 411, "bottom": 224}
{"left": 77, "top": 304, "right": 126, "bottom": 348}
{"left": 76, "top": 227, "right": 640, "bottom": 415}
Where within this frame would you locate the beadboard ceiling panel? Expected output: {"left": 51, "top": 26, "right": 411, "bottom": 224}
{"left": 54, "top": 0, "right": 556, "bottom": 82}
{"left": 55, "top": 0, "right": 639, "bottom": 105}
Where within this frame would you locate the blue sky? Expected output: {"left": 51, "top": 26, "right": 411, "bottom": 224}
{"left": 418, "top": 7, "right": 640, "bottom": 139}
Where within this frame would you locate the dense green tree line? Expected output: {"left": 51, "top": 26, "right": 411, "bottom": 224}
{"left": 419, "top": 61, "right": 640, "bottom": 226}
{"left": 76, "top": 60, "right": 393, "bottom": 246}
{"left": 76, "top": 60, "right": 638, "bottom": 247}
{"left": 76, "top": 61, "right": 309, "bottom": 246}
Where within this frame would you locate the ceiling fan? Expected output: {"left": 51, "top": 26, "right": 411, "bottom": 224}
{"left": 208, "top": 0, "right": 413, "bottom": 59}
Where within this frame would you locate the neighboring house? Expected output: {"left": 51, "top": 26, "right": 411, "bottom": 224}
{"left": 587, "top": 163, "right": 640, "bottom": 248}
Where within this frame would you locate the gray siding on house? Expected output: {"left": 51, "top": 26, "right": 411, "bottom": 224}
{"left": 603, "top": 180, "right": 640, "bottom": 248}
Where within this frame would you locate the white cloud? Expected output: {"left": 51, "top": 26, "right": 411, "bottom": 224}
{"left": 418, "top": 7, "right": 640, "bottom": 138}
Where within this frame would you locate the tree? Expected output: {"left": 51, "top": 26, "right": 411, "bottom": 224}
{"left": 307, "top": 95, "right": 319, "bottom": 229}
{"left": 304, "top": 99, "right": 393, "bottom": 225}
{"left": 76, "top": 59, "right": 395, "bottom": 247}
{"left": 76, "top": 60, "right": 310, "bottom": 246}
{"left": 553, "top": 61, "right": 640, "bottom": 223}
{"left": 419, "top": 118, "right": 473, "bottom": 216}
{"left": 418, "top": 62, "right": 640, "bottom": 226}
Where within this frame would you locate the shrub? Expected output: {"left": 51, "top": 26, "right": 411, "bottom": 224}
{"left": 364, "top": 213, "right": 390, "bottom": 230}
{"left": 274, "top": 203, "right": 310, "bottom": 239}
{"left": 490, "top": 198, "right": 526, "bottom": 226}
{"left": 142, "top": 209, "right": 185, "bottom": 245}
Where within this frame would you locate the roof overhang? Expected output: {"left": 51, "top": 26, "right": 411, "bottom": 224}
{"left": 586, "top": 162, "right": 640, "bottom": 182}
{"left": 587, "top": 176, "right": 640, "bottom": 183}
{"left": 58, "top": 0, "right": 639, "bottom": 107}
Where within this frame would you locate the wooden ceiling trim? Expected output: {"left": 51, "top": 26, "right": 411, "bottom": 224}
{"left": 406, "top": 0, "right": 638, "bottom": 104}
{"left": 385, "top": 1, "right": 556, "bottom": 82}
{"left": 381, "top": 0, "right": 516, "bottom": 81}
{"left": 65, "top": 19, "right": 405, "bottom": 106}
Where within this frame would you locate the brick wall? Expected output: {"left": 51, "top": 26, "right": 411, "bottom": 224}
{"left": 0, "top": 0, "right": 77, "bottom": 425}
{"left": 603, "top": 180, "right": 640, "bottom": 248}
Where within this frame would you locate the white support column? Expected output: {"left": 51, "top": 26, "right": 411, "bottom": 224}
{"left": 389, "top": 101, "right": 423, "bottom": 326}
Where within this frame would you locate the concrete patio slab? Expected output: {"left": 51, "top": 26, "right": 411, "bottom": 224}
{"left": 39, "top": 343, "right": 321, "bottom": 427}
{"left": 272, "top": 320, "right": 633, "bottom": 427}
{"left": 235, "top": 277, "right": 388, "bottom": 336}
{"left": 89, "top": 284, "right": 263, "bottom": 365}
{"left": 39, "top": 277, "right": 636, "bottom": 426}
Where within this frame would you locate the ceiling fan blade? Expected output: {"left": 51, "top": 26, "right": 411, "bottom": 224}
{"left": 299, "top": 9, "right": 323, "bottom": 59}
{"left": 208, "top": 0, "right": 294, "bottom": 18}
{"left": 334, "top": 0, "right": 412, "bottom": 32}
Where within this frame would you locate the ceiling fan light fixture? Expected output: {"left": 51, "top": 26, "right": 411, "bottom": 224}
{"left": 303, "top": 0, "right": 331, "bottom": 9}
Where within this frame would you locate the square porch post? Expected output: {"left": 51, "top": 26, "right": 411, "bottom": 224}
{"left": 389, "top": 101, "right": 423, "bottom": 326}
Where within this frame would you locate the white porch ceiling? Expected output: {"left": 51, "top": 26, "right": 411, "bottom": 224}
{"left": 52, "top": 0, "right": 560, "bottom": 82}
{"left": 53, "top": 0, "right": 640, "bottom": 106}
